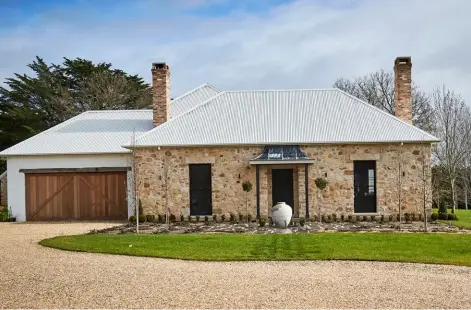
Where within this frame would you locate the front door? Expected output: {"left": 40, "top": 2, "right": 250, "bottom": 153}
{"left": 189, "top": 164, "right": 212, "bottom": 215}
{"left": 272, "top": 169, "right": 294, "bottom": 211}
{"left": 354, "top": 161, "right": 377, "bottom": 213}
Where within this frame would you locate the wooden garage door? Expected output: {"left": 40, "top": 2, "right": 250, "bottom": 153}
{"left": 25, "top": 172, "right": 127, "bottom": 221}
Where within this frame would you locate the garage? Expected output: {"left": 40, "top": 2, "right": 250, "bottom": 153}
{"left": 25, "top": 171, "right": 127, "bottom": 221}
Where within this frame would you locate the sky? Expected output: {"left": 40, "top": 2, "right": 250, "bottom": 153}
{"left": 1, "top": 0, "right": 470, "bottom": 102}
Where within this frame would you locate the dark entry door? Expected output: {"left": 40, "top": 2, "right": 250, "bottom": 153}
{"left": 272, "top": 169, "right": 294, "bottom": 211}
{"left": 354, "top": 161, "right": 377, "bottom": 213}
{"left": 189, "top": 164, "right": 212, "bottom": 215}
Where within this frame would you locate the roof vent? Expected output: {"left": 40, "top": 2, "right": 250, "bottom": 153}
{"left": 152, "top": 62, "right": 169, "bottom": 70}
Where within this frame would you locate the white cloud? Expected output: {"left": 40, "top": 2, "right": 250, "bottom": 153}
{"left": 1, "top": 0, "right": 471, "bottom": 102}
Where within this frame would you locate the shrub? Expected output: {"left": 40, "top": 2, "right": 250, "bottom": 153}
{"left": 269, "top": 217, "right": 273, "bottom": 226}
{"left": 411, "top": 213, "right": 416, "bottom": 221}
{"left": 204, "top": 216, "right": 209, "bottom": 224}
{"left": 180, "top": 214, "right": 184, "bottom": 222}
{"left": 396, "top": 213, "right": 401, "bottom": 221}
{"left": 404, "top": 213, "right": 411, "bottom": 222}
{"left": 247, "top": 214, "right": 252, "bottom": 222}
{"left": 362, "top": 215, "right": 368, "bottom": 222}
{"left": 438, "top": 213, "right": 448, "bottom": 220}
{"left": 229, "top": 213, "right": 236, "bottom": 223}
{"left": 447, "top": 213, "right": 458, "bottom": 221}
{"left": 289, "top": 219, "right": 294, "bottom": 226}
{"left": 242, "top": 180, "right": 253, "bottom": 192}
{"left": 312, "top": 215, "right": 319, "bottom": 222}
{"left": 170, "top": 214, "right": 176, "bottom": 223}
{"left": 431, "top": 213, "right": 438, "bottom": 221}
{"left": 158, "top": 214, "right": 163, "bottom": 223}
{"left": 370, "top": 215, "right": 376, "bottom": 222}
{"left": 299, "top": 217, "right": 306, "bottom": 227}
{"left": 187, "top": 215, "right": 192, "bottom": 222}
{"left": 418, "top": 213, "right": 423, "bottom": 221}
{"left": 221, "top": 214, "right": 226, "bottom": 222}
{"left": 340, "top": 214, "right": 345, "bottom": 222}
{"left": 146, "top": 214, "right": 155, "bottom": 222}
{"left": 327, "top": 215, "right": 332, "bottom": 223}
{"left": 239, "top": 213, "right": 243, "bottom": 221}
{"left": 356, "top": 215, "right": 361, "bottom": 222}
{"left": 321, "top": 215, "right": 326, "bottom": 222}
{"left": 161, "top": 214, "right": 167, "bottom": 223}
{"left": 259, "top": 217, "right": 266, "bottom": 227}
{"left": 380, "top": 215, "right": 385, "bottom": 223}
{"left": 129, "top": 215, "right": 136, "bottom": 223}
{"left": 389, "top": 214, "right": 394, "bottom": 222}
{"left": 213, "top": 214, "right": 217, "bottom": 222}
{"left": 347, "top": 215, "right": 353, "bottom": 222}
{"left": 139, "top": 215, "right": 146, "bottom": 223}
{"left": 332, "top": 214, "right": 337, "bottom": 222}
{"left": 195, "top": 215, "right": 200, "bottom": 222}
{"left": 438, "top": 200, "right": 448, "bottom": 217}
{"left": 315, "top": 177, "right": 328, "bottom": 190}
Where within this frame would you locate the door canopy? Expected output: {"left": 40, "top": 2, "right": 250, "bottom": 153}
{"left": 249, "top": 145, "right": 314, "bottom": 165}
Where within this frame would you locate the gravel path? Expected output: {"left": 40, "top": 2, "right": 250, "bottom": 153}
{"left": 2, "top": 223, "right": 471, "bottom": 309}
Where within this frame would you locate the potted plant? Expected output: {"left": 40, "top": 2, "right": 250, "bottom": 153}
{"left": 315, "top": 177, "right": 328, "bottom": 222}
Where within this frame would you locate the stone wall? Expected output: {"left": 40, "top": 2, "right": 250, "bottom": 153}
{"left": 136, "top": 143, "right": 432, "bottom": 218}
{"left": 0, "top": 172, "right": 7, "bottom": 207}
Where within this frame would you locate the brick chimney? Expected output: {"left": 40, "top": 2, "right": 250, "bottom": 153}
{"left": 394, "top": 56, "right": 412, "bottom": 124}
{"left": 152, "top": 62, "right": 170, "bottom": 127}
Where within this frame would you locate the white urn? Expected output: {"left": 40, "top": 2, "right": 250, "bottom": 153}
{"left": 272, "top": 202, "right": 292, "bottom": 228}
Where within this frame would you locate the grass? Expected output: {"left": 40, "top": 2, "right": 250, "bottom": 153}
{"left": 40, "top": 232, "right": 471, "bottom": 266}
{"left": 436, "top": 209, "right": 471, "bottom": 229}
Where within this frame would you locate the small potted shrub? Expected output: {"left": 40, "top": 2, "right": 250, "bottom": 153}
{"left": 380, "top": 215, "right": 384, "bottom": 223}
{"left": 340, "top": 214, "right": 345, "bottom": 222}
{"left": 431, "top": 213, "right": 438, "bottom": 221}
{"left": 187, "top": 215, "right": 192, "bottom": 222}
{"left": 389, "top": 214, "right": 394, "bottom": 222}
{"left": 213, "top": 214, "right": 217, "bottom": 222}
{"left": 396, "top": 213, "right": 400, "bottom": 221}
{"left": 418, "top": 213, "right": 423, "bottom": 221}
{"left": 180, "top": 214, "right": 184, "bottom": 222}
{"left": 221, "top": 214, "right": 226, "bottom": 222}
{"left": 356, "top": 215, "right": 361, "bottom": 222}
{"left": 332, "top": 214, "right": 337, "bottom": 222}
{"left": 158, "top": 214, "right": 163, "bottom": 223}
{"left": 299, "top": 217, "right": 306, "bottom": 227}
{"left": 362, "top": 215, "right": 368, "bottom": 222}
{"left": 327, "top": 215, "right": 333, "bottom": 223}
{"left": 347, "top": 215, "right": 353, "bottom": 222}
{"left": 411, "top": 213, "right": 416, "bottom": 221}
{"left": 370, "top": 215, "right": 376, "bottom": 222}
{"left": 259, "top": 217, "right": 267, "bottom": 227}
{"left": 404, "top": 213, "right": 411, "bottom": 223}
{"left": 247, "top": 214, "right": 252, "bottom": 222}
{"left": 204, "top": 216, "right": 209, "bottom": 225}
{"left": 129, "top": 215, "right": 137, "bottom": 223}
{"left": 313, "top": 215, "right": 319, "bottom": 222}
{"left": 170, "top": 214, "right": 176, "bottom": 223}
{"left": 195, "top": 215, "right": 200, "bottom": 222}
{"left": 321, "top": 214, "right": 326, "bottom": 222}
{"left": 146, "top": 214, "right": 155, "bottom": 222}
{"left": 229, "top": 213, "right": 236, "bottom": 223}
{"left": 239, "top": 213, "right": 243, "bottom": 222}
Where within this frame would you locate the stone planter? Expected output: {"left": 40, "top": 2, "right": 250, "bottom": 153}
{"left": 272, "top": 202, "right": 292, "bottom": 228}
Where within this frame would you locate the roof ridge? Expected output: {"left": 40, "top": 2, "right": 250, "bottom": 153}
{"left": 335, "top": 88, "right": 439, "bottom": 141}
{"left": 224, "top": 88, "right": 338, "bottom": 93}
{"left": 129, "top": 92, "right": 226, "bottom": 146}
{"left": 86, "top": 109, "right": 152, "bottom": 113}
{"left": 171, "top": 83, "right": 220, "bottom": 104}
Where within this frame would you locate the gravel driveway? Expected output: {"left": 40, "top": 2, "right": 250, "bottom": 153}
{"left": 2, "top": 222, "right": 471, "bottom": 309}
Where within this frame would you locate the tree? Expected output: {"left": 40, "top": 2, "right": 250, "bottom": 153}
{"left": 242, "top": 180, "right": 253, "bottom": 224}
{"left": 333, "top": 70, "right": 434, "bottom": 131}
{"left": 431, "top": 86, "right": 471, "bottom": 214}
{"left": 0, "top": 56, "right": 152, "bottom": 156}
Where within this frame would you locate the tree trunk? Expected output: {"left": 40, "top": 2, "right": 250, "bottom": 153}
{"left": 466, "top": 187, "right": 468, "bottom": 210}
{"left": 246, "top": 192, "right": 248, "bottom": 224}
{"left": 451, "top": 178, "right": 456, "bottom": 214}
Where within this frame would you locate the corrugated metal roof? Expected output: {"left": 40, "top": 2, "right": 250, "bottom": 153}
{"left": 0, "top": 84, "right": 218, "bottom": 156}
{"left": 0, "top": 110, "right": 153, "bottom": 156}
{"left": 170, "top": 83, "right": 220, "bottom": 118}
{"left": 134, "top": 89, "right": 439, "bottom": 147}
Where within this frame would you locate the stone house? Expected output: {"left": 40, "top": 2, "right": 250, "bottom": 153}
{"left": 0, "top": 56, "right": 438, "bottom": 221}
{"left": 135, "top": 57, "right": 438, "bottom": 219}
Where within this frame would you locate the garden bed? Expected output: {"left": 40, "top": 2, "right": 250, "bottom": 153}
{"left": 91, "top": 219, "right": 470, "bottom": 235}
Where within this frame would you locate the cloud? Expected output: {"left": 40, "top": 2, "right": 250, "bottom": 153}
{"left": 1, "top": 0, "right": 471, "bottom": 103}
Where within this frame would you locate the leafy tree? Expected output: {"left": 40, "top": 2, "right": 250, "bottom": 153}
{"left": 0, "top": 56, "right": 152, "bottom": 162}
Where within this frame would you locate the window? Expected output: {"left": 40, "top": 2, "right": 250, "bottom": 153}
{"left": 368, "top": 169, "right": 375, "bottom": 194}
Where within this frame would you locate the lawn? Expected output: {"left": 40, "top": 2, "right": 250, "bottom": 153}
{"left": 40, "top": 232, "right": 471, "bottom": 266}
{"left": 437, "top": 209, "right": 471, "bottom": 229}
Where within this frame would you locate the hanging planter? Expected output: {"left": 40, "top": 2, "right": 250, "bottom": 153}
{"left": 272, "top": 202, "right": 292, "bottom": 228}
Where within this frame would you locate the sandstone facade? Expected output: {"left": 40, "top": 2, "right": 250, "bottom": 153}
{"left": 136, "top": 143, "right": 432, "bottom": 218}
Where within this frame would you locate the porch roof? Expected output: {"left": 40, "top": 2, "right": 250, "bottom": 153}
{"left": 249, "top": 145, "right": 314, "bottom": 165}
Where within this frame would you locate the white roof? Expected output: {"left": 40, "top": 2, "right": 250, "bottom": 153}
{"left": 134, "top": 89, "right": 438, "bottom": 147}
{"left": 0, "top": 86, "right": 438, "bottom": 156}
{"left": 0, "top": 84, "right": 220, "bottom": 156}
{"left": 0, "top": 110, "right": 153, "bottom": 156}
